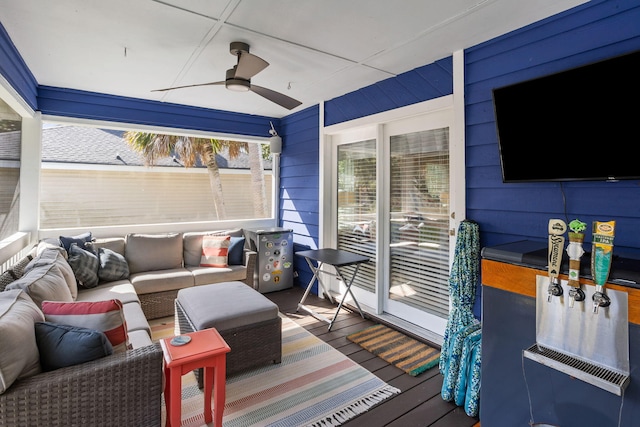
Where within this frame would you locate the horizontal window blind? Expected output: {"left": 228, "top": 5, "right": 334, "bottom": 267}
{"left": 40, "top": 168, "right": 272, "bottom": 228}
{"left": 337, "top": 139, "right": 377, "bottom": 293}
{"left": 389, "top": 127, "right": 450, "bottom": 318}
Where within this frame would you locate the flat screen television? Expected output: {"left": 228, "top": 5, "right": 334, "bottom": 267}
{"left": 492, "top": 49, "right": 640, "bottom": 182}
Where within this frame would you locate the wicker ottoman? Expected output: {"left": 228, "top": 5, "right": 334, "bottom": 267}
{"left": 175, "top": 281, "right": 281, "bottom": 386}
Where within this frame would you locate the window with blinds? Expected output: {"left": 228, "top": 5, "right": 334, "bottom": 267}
{"left": 0, "top": 106, "right": 21, "bottom": 241}
{"left": 336, "top": 139, "right": 377, "bottom": 293}
{"left": 389, "top": 127, "right": 450, "bottom": 318}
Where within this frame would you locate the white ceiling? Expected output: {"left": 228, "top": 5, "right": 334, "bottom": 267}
{"left": 0, "top": 0, "right": 586, "bottom": 118}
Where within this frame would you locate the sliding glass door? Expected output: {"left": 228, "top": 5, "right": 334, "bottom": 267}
{"left": 329, "top": 103, "right": 456, "bottom": 336}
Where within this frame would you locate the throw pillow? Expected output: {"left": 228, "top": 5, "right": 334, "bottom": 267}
{"left": 59, "top": 232, "right": 93, "bottom": 253}
{"left": 97, "top": 247, "right": 130, "bottom": 282}
{"left": 0, "top": 290, "right": 44, "bottom": 395}
{"left": 41, "top": 299, "right": 130, "bottom": 353}
{"left": 228, "top": 236, "right": 246, "bottom": 265}
{"left": 200, "top": 235, "right": 230, "bottom": 267}
{"left": 35, "top": 322, "right": 113, "bottom": 371}
{"left": 67, "top": 243, "right": 100, "bottom": 289}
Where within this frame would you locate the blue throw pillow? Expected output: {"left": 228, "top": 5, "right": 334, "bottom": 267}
{"left": 228, "top": 236, "right": 245, "bottom": 265}
{"left": 59, "top": 232, "right": 93, "bottom": 253}
{"left": 35, "top": 322, "right": 113, "bottom": 371}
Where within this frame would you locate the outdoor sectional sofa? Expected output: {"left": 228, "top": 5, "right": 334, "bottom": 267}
{"left": 0, "top": 228, "right": 257, "bottom": 426}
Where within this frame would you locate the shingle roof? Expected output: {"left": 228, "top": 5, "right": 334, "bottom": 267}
{"left": 40, "top": 125, "right": 270, "bottom": 169}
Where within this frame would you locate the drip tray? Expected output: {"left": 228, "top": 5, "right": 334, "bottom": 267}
{"left": 524, "top": 344, "right": 630, "bottom": 396}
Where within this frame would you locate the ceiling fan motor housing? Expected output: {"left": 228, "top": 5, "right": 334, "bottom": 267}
{"left": 225, "top": 67, "right": 251, "bottom": 92}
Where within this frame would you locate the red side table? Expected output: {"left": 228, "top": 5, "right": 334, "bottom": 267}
{"left": 160, "top": 328, "right": 231, "bottom": 427}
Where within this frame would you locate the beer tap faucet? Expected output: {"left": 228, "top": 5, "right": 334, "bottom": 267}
{"left": 567, "top": 219, "right": 587, "bottom": 308}
{"left": 547, "top": 219, "right": 567, "bottom": 303}
{"left": 591, "top": 220, "right": 615, "bottom": 314}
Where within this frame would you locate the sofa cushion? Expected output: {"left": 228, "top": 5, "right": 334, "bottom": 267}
{"left": 125, "top": 233, "right": 183, "bottom": 274}
{"left": 26, "top": 247, "right": 78, "bottom": 300}
{"left": 0, "top": 290, "right": 44, "bottom": 394}
{"left": 228, "top": 236, "right": 245, "bottom": 265}
{"left": 188, "top": 265, "right": 247, "bottom": 286}
{"left": 35, "top": 321, "right": 113, "bottom": 371}
{"left": 67, "top": 243, "right": 100, "bottom": 289}
{"left": 177, "top": 281, "right": 279, "bottom": 331}
{"left": 59, "top": 232, "right": 93, "bottom": 253}
{"left": 6, "top": 262, "right": 74, "bottom": 308}
{"left": 88, "top": 237, "right": 126, "bottom": 257}
{"left": 183, "top": 228, "right": 244, "bottom": 267}
{"left": 201, "top": 235, "right": 230, "bottom": 267}
{"left": 41, "top": 299, "right": 130, "bottom": 353}
{"left": 96, "top": 247, "right": 130, "bottom": 282}
{"left": 129, "top": 268, "right": 194, "bottom": 294}
{"left": 76, "top": 281, "right": 140, "bottom": 305}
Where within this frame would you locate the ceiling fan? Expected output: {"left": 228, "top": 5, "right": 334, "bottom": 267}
{"left": 152, "top": 41, "right": 302, "bottom": 110}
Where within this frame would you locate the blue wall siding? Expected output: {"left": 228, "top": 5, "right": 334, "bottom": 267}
{"left": 471, "top": 1, "right": 640, "bottom": 424}
{"left": 37, "top": 86, "right": 276, "bottom": 136}
{"left": 0, "top": 22, "right": 37, "bottom": 111}
{"left": 466, "top": 0, "right": 640, "bottom": 256}
{"left": 325, "top": 56, "right": 453, "bottom": 126}
{"left": 280, "top": 105, "right": 320, "bottom": 289}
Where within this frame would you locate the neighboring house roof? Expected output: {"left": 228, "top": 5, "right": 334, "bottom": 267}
{"left": 40, "top": 125, "right": 270, "bottom": 169}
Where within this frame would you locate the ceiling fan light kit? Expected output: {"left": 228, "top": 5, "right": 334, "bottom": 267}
{"left": 153, "top": 41, "right": 301, "bottom": 110}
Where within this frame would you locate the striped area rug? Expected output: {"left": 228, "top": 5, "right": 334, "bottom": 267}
{"left": 151, "top": 315, "right": 400, "bottom": 427}
{"left": 347, "top": 324, "right": 441, "bottom": 377}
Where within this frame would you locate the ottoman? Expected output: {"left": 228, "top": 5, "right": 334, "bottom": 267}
{"left": 175, "top": 281, "right": 282, "bottom": 386}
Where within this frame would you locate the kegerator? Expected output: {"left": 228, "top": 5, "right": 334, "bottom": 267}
{"left": 244, "top": 227, "right": 294, "bottom": 293}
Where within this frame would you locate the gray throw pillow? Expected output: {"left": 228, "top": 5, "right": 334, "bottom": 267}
{"left": 97, "top": 248, "right": 130, "bottom": 282}
{"left": 67, "top": 243, "right": 99, "bottom": 288}
{"left": 35, "top": 322, "right": 113, "bottom": 371}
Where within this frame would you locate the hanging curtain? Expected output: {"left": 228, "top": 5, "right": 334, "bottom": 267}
{"left": 439, "top": 219, "right": 481, "bottom": 416}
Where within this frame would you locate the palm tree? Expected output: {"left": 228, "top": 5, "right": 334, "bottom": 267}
{"left": 123, "top": 132, "right": 267, "bottom": 220}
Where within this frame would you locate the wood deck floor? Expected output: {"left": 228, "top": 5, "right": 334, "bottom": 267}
{"left": 264, "top": 285, "right": 481, "bottom": 427}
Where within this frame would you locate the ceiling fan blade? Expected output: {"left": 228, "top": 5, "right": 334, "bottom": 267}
{"left": 151, "top": 81, "right": 224, "bottom": 92}
{"left": 250, "top": 84, "right": 302, "bottom": 110}
{"left": 235, "top": 52, "right": 269, "bottom": 80}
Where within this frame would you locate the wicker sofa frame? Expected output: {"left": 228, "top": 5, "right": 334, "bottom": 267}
{"left": 0, "top": 343, "right": 164, "bottom": 427}
{"left": 175, "top": 298, "right": 282, "bottom": 387}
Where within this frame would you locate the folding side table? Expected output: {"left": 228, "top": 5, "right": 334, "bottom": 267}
{"left": 160, "top": 328, "right": 231, "bottom": 427}
{"left": 296, "top": 248, "right": 369, "bottom": 331}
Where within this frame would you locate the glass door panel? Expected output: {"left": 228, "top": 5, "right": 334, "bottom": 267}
{"left": 388, "top": 127, "right": 451, "bottom": 320}
{"left": 336, "top": 139, "right": 377, "bottom": 297}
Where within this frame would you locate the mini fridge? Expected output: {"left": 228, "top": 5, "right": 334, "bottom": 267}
{"left": 244, "top": 227, "right": 294, "bottom": 293}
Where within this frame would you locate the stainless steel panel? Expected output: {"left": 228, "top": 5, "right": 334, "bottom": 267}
{"left": 536, "top": 275, "right": 629, "bottom": 374}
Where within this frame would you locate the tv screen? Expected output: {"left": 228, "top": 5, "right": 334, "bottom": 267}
{"left": 492, "top": 50, "right": 640, "bottom": 182}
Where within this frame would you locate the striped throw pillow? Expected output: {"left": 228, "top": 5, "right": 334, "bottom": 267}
{"left": 200, "top": 235, "right": 230, "bottom": 267}
{"left": 41, "top": 299, "right": 130, "bottom": 353}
